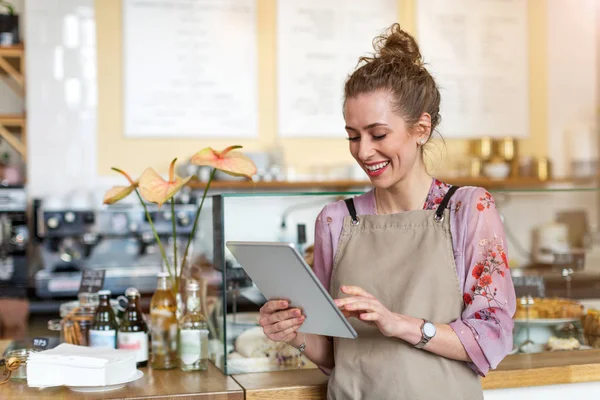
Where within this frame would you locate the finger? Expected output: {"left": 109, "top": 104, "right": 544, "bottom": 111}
{"left": 260, "top": 300, "right": 289, "bottom": 315}
{"left": 359, "top": 312, "right": 380, "bottom": 321}
{"left": 334, "top": 295, "right": 369, "bottom": 307}
{"left": 341, "top": 286, "right": 375, "bottom": 298}
{"left": 263, "top": 316, "right": 305, "bottom": 334}
{"left": 343, "top": 300, "right": 378, "bottom": 312}
{"left": 260, "top": 308, "right": 302, "bottom": 326}
{"left": 271, "top": 323, "right": 303, "bottom": 341}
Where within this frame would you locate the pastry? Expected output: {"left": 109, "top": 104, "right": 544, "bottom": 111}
{"left": 546, "top": 336, "right": 580, "bottom": 351}
{"left": 514, "top": 297, "right": 583, "bottom": 320}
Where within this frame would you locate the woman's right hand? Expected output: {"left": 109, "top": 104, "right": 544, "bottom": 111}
{"left": 258, "top": 300, "right": 305, "bottom": 343}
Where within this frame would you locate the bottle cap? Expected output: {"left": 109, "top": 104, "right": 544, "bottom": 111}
{"left": 186, "top": 280, "right": 199, "bottom": 291}
{"left": 98, "top": 289, "right": 111, "bottom": 296}
{"left": 125, "top": 287, "right": 140, "bottom": 297}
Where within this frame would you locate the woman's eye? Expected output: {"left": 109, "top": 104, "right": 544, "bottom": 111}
{"left": 373, "top": 134, "right": 387, "bottom": 141}
{"left": 347, "top": 137, "right": 360, "bottom": 142}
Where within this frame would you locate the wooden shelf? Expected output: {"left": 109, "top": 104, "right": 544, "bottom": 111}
{"left": 0, "top": 113, "right": 26, "bottom": 160}
{"left": 0, "top": 44, "right": 24, "bottom": 96}
{"left": 187, "top": 176, "right": 600, "bottom": 192}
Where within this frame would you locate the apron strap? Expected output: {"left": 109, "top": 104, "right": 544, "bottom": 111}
{"left": 344, "top": 198, "right": 360, "bottom": 225}
{"left": 434, "top": 185, "right": 460, "bottom": 221}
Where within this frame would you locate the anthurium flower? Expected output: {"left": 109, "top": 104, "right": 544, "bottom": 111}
{"left": 138, "top": 158, "right": 192, "bottom": 207}
{"left": 103, "top": 168, "right": 138, "bottom": 205}
{"left": 190, "top": 145, "right": 256, "bottom": 179}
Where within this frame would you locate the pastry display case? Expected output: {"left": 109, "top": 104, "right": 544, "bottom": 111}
{"left": 191, "top": 185, "right": 600, "bottom": 375}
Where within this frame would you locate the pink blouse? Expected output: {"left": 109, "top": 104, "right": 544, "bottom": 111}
{"left": 313, "top": 178, "right": 516, "bottom": 376}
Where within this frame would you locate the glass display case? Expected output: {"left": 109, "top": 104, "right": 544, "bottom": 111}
{"left": 191, "top": 185, "right": 600, "bottom": 375}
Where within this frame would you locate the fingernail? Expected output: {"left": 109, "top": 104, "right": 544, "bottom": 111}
{"left": 281, "top": 301, "right": 288, "bottom": 307}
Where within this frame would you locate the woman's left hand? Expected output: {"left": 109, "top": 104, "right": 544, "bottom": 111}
{"left": 334, "top": 285, "right": 404, "bottom": 338}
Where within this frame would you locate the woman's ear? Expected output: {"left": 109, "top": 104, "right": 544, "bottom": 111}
{"left": 415, "top": 112, "right": 432, "bottom": 144}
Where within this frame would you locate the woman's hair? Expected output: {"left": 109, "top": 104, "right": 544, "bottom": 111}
{"left": 344, "top": 23, "right": 441, "bottom": 138}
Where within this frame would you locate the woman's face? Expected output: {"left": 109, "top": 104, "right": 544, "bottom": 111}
{"left": 343, "top": 91, "right": 426, "bottom": 189}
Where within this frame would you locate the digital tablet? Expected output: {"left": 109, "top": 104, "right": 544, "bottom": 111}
{"left": 226, "top": 241, "right": 358, "bottom": 339}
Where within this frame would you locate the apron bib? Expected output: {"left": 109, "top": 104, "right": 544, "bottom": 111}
{"left": 327, "top": 187, "right": 482, "bottom": 400}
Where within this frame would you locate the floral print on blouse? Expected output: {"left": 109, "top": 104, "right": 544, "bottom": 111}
{"left": 312, "top": 178, "right": 516, "bottom": 376}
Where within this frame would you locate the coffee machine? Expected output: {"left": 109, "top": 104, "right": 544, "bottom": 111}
{"left": 34, "top": 195, "right": 198, "bottom": 298}
{"left": 0, "top": 187, "right": 29, "bottom": 298}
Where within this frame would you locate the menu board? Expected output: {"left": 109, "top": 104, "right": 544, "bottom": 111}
{"left": 276, "top": 0, "right": 398, "bottom": 137}
{"left": 416, "top": 0, "right": 529, "bottom": 138}
{"left": 122, "top": 0, "right": 258, "bottom": 138}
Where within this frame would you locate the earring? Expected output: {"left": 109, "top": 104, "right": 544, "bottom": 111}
{"left": 418, "top": 138, "right": 426, "bottom": 145}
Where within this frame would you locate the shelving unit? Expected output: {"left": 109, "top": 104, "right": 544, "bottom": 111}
{"left": 0, "top": 44, "right": 25, "bottom": 161}
{"left": 187, "top": 175, "right": 600, "bottom": 192}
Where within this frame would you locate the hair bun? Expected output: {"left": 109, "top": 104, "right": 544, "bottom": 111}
{"left": 374, "top": 23, "right": 422, "bottom": 66}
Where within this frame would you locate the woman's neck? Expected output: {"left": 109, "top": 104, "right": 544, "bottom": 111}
{"left": 375, "top": 161, "right": 433, "bottom": 214}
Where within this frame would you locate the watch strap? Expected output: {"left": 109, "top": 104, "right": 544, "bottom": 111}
{"left": 414, "top": 319, "right": 433, "bottom": 349}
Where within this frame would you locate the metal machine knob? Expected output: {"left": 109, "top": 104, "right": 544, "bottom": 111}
{"left": 177, "top": 211, "right": 190, "bottom": 227}
{"left": 64, "top": 212, "right": 76, "bottom": 224}
{"left": 47, "top": 216, "right": 60, "bottom": 229}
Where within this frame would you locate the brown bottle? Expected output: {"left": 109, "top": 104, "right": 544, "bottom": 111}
{"left": 117, "top": 287, "right": 149, "bottom": 367}
{"left": 89, "top": 290, "right": 119, "bottom": 349}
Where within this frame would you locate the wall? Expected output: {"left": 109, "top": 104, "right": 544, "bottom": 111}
{"left": 23, "top": 0, "right": 599, "bottom": 197}
{"left": 25, "top": 0, "right": 98, "bottom": 203}
{"left": 95, "top": 0, "right": 551, "bottom": 179}
{"left": 547, "top": 0, "right": 598, "bottom": 177}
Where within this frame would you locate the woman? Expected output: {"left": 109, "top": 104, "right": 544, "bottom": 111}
{"left": 259, "top": 23, "right": 516, "bottom": 400}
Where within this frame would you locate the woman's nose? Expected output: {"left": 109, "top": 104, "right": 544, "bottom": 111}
{"left": 357, "top": 139, "right": 375, "bottom": 161}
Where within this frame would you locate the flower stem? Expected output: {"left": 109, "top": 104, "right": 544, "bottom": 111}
{"left": 171, "top": 197, "right": 178, "bottom": 293}
{"left": 134, "top": 189, "right": 172, "bottom": 278}
{"left": 180, "top": 168, "right": 216, "bottom": 277}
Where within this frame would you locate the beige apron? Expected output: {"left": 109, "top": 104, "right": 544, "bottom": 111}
{"left": 327, "top": 187, "right": 482, "bottom": 400}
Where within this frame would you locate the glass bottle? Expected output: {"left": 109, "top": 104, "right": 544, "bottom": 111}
{"left": 89, "top": 290, "right": 119, "bottom": 349}
{"left": 117, "top": 287, "right": 149, "bottom": 367}
{"left": 150, "top": 272, "right": 178, "bottom": 369}
{"left": 178, "top": 280, "right": 209, "bottom": 371}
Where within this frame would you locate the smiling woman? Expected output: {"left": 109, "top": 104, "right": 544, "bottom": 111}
{"left": 258, "top": 23, "right": 516, "bottom": 400}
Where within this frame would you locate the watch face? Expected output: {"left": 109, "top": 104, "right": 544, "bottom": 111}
{"left": 423, "top": 322, "right": 436, "bottom": 337}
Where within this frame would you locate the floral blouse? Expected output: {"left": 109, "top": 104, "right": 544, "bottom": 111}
{"left": 312, "top": 178, "right": 516, "bottom": 376}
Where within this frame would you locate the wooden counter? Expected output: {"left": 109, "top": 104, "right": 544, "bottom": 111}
{"left": 3, "top": 336, "right": 600, "bottom": 399}
{"left": 1, "top": 361, "right": 243, "bottom": 400}
{"left": 229, "top": 350, "right": 600, "bottom": 398}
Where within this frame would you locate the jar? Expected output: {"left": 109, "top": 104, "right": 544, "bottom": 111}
{"left": 4, "top": 349, "right": 37, "bottom": 381}
{"left": 47, "top": 293, "right": 99, "bottom": 346}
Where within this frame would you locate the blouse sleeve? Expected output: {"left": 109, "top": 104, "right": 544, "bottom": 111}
{"left": 449, "top": 187, "right": 516, "bottom": 376}
{"left": 311, "top": 206, "right": 336, "bottom": 375}
{"left": 312, "top": 206, "right": 335, "bottom": 290}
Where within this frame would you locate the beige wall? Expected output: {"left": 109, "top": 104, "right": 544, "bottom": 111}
{"left": 96, "top": 0, "right": 547, "bottom": 177}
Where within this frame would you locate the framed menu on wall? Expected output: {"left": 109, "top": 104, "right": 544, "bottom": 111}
{"left": 122, "top": 0, "right": 258, "bottom": 138}
{"left": 416, "top": 0, "right": 529, "bottom": 138}
{"left": 276, "top": 0, "right": 398, "bottom": 138}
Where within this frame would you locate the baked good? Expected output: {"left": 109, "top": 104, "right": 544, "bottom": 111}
{"left": 234, "top": 326, "right": 312, "bottom": 368}
{"left": 582, "top": 309, "right": 600, "bottom": 348}
{"left": 515, "top": 297, "right": 583, "bottom": 320}
{"left": 546, "top": 336, "right": 580, "bottom": 351}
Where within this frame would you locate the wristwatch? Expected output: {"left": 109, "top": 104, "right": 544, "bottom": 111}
{"left": 414, "top": 319, "right": 436, "bottom": 349}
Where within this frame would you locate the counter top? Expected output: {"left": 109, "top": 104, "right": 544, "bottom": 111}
{"left": 3, "top": 336, "right": 600, "bottom": 399}
{"left": 229, "top": 350, "right": 600, "bottom": 398}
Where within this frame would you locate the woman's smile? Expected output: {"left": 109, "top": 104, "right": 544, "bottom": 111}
{"left": 364, "top": 160, "right": 390, "bottom": 176}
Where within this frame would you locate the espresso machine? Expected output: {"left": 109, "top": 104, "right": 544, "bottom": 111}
{"left": 0, "top": 187, "right": 29, "bottom": 298}
{"left": 34, "top": 195, "right": 198, "bottom": 298}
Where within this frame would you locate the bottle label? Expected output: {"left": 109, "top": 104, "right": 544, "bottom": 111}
{"left": 118, "top": 331, "right": 148, "bottom": 362}
{"left": 179, "top": 329, "right": 208, "bottom": 365}
{"left": 89, "top": 329, "right": 116, "bottom": 349}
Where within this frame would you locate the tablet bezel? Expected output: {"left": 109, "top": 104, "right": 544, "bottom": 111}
{"left": 226, "top": 241, "right": 358, "bottom": 339}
